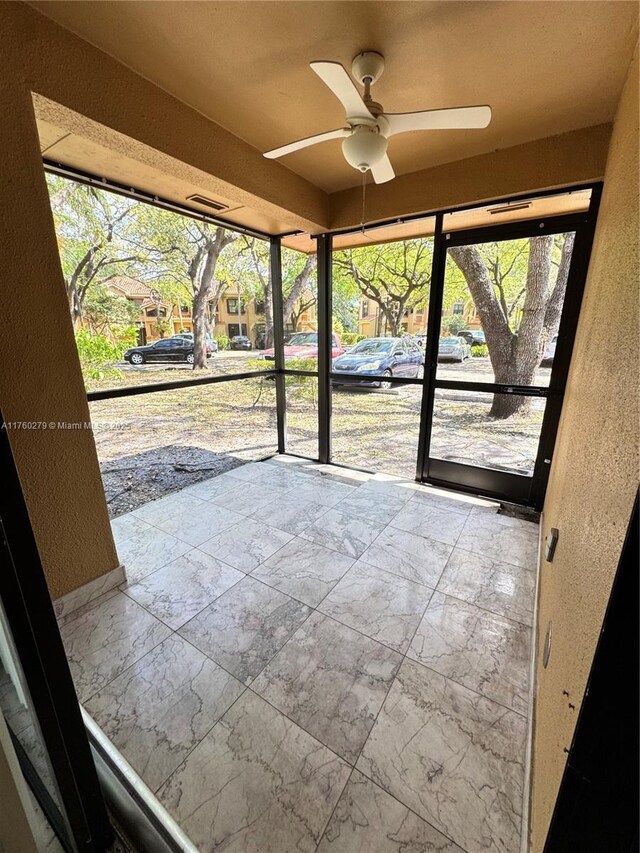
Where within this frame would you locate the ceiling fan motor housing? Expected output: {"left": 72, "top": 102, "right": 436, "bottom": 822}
{"left": 342, "top": 125, "right": 388, "bottom": 172}
{"left": 352, "top": 51, "right": 385, "bottom": 86}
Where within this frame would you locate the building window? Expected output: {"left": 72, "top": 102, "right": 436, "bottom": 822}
{"left": 226, "top": 297, "right": 246, "bottom": 315}
{"left": 452, "top": 301, "right": 464, "bottom": 315}
{"left": 254, "top": 300, "right": 265, "bottom": 315}
{"left": 361, "top": 300, "right": 369, "bottom": 318}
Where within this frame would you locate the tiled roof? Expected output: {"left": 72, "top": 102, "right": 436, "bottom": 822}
{"left": 107, "top": 276, "right": 154, "bottom": 298}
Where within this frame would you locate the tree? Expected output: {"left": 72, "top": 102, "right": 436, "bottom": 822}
{"left": 281, "top": 250, "right": 317, "bottom": 332}
{"left": 442, "top": 313, "right": 469, "bottom": 336}
{"left": 333, "top": 239, "right": 432, "bottom": 336}
{"left": 449, "top": 233, "right": 574, "bottom": 417}
{"left": 82, "top": 285, "right": 139, "bottom": 338}
{"left": 135, "top": 206, "right": 238, "bottom": 368}
{"left": 47, "top": 177, "right": 146, "bottom": 326}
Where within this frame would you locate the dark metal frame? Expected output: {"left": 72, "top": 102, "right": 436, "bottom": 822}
{"left": 0, "top": 417, "right": 114, "bottom": 852}
{"left": 413, "top": 187, "right": 601, "bottom": 509}
{"left": 78, "top": 179, "right": 601, "bottom": 510}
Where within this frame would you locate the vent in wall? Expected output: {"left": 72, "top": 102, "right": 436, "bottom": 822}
{"left": 186, "top": 194, "right": 229, "bottom": 212}
{"left": 489, "top": 202, "right": 532, "bottom": 215}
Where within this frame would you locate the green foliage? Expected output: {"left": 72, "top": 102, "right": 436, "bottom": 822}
{"left": 82, "top": 286, "right": 139, "bottom": 337}
{"left": 442, "top": 314, "right": 468, "bottom": 336}
{"left": 341, "top": 332, "right": 366, "bottom": 346}
{"left": 333, "top": 238, "right": 433, "bottom": 336}
{"left": 75, "top": 330, "right": 129, "bottom": 381}
{"left": 215, "top": 334, "right": 230, "bottom": 351}
{"left": 471, "top": 344, "right": 489, "bottom": 357}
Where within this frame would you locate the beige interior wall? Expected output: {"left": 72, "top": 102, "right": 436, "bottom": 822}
{"left": 0, "top": 75, "right": 119, "bottom": 600}
{"left": 530, "top": 44, "right": 639, "bottom": 851}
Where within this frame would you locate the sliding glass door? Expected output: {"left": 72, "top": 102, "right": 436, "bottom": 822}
{"left": 0, "top": 423, "right": 113, "bottom": 852}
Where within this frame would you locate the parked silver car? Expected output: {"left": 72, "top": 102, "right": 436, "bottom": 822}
{"left": 438, "top": 336, "right": 471, "bottom": 362}
{"left": 171, "top": 332, "right": 218, "bottom": 352}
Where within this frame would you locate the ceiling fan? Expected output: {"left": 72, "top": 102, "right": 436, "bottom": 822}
{"left": 264, "top": 51, "right": 491, "bottom": 184}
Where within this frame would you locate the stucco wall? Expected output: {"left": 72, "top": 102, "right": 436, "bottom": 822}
{"left": 329, "top": 124, "right": 611, "bottom": 229}
{"left": 530, "top": 44, "right": 639, "bottom": 851}
{"left": 0, "top": 81, "right": 120, "bottom": 600}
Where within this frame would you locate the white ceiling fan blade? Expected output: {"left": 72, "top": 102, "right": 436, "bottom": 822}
{"left": 386, "top": 105, "right": 492, "bottom": 136}
{"left": 310, "top": 61, "right": 374, "bottom": 121}
{"left": 264, "top": 127, "right": 348, "bottom": 159}
{"left": 370, "top": 155, "right": 395, "bottom": 184}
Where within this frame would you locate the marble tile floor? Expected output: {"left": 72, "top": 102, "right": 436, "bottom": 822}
{"left": 60, "top": 456, "right": 539, "bottom": 853}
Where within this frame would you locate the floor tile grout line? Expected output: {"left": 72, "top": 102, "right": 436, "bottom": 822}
{"left": 430, "top": 585, "right": 535, "bottom": 629}
{"left": 149, "top": 679, "right": 252, "bottom": 798}
{"left": 352, "top": 761, "right": 473, "bottom": 853}
{"left": 311, "top": 766, "right": 355, "bottom": 853}
{"left": 403, "top": 655, "right": 530, "bottom": 721}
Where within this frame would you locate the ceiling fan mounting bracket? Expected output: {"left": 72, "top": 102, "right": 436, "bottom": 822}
{"left": 352, "top": 51, "right": 385, "bottom": 86}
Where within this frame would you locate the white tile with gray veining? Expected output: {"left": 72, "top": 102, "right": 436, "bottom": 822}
{"left": 293, "top": 478, "right": 358, "bottom": 507}
{"left": 437, "top": 547, "right": 536, "bottom": 625}
{"left": 60, "top": 592, "right": 171, "bottom": 702}
{"left": 156, "top": 689, "right": 350, "bottom": 853}
{"left": 85, "top": 634, "right": 244, "bottom": 792}
{"left": 179, "top": 575, "right": 311, "bottom": 684}
{"left": 131, "top": 491, "right": 206, "bottom": 526}
{"left": 124, "top": 548, "right": 244, "bottom": 629}
{"left": 361, "top": 525, "right": 452, "bottom": 588}
{"left": 110, "top": 512, "right": 154, "bottom": 546}
{"left": 198, "top": 518, "right": 293, "bottom": 572}
{"left": 210, "top": 481, "right": 294, "bottom": 515}
{"left": 252, "top": 537, "right": 354, "bottom": 607}
{"left": 389, "top": 501, "right": 467, "bottom": 546}
{"left": 249, "top": 494, "right": 330, "bottom": 535}
{"left": 116, "top": 526, "right": 191, "bottom": 586}
{"left": 319, "top": 561, "right": 434, "bottom": 653}
{"left": 408, "top": 485, "right": 478, "bottom": 515}
{"left": 300, "top": 508, "right": 382, "bottom": 558}
{"left": 457, "top": 512, "right": 539, "bottom": 570}
{"left": 180, "top": 472, "right": 245, "bottom": 501}
{"left": 253, "top": 611, "right": 401, "bottom": 763}
{"left": 70, "top": 459, "right": 538, "bottom": 853}
{"left": 152, "top": 502, "right": 245, "bottom": 546}
{"left": 333, "top": 489, "right": 409, "bottom": 526}
{"left": 408, "top": 592, "right": 531, "bottom": 714}
{"left": 357, "top": 659, "right": 527, "bottom": 853}
{"left": 317, "top": 769, "right": 465, "bottom": 853}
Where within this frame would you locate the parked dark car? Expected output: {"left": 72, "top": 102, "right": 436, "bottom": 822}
{"left": 457, "top": 329, "right": 475, "bottom": 346}
{"left": 469, "top": 330, "right": 486, "bottom": 346}
{"left": 230, "top": 335, "right": 252, "bottom": 350}
{"left": 123, "top": 338, "right": 212, "bottom": 365}
{"left": 332, "top": 337, "right": 424, "bottom": 389}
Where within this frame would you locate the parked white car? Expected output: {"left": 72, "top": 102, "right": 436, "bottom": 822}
{"left": 172, "top": 332, "right": 218, "bottom": 352}
{"left": 438, "top": 336, "right": 471, "bottom": 362}
{"left": 541, "top": 334, "right": 558, "bottom": 365}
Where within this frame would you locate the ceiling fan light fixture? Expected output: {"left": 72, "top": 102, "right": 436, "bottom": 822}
{"left": 342, "top": 126, "right": 388, "bottom": 172}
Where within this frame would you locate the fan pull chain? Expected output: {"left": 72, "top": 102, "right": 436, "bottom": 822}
{"left": 361, "top": 170, "right": 367, "bottom": 234}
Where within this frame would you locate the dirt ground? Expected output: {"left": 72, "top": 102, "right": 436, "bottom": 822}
{"left": 87, "top": 361, "right": 545, "bottom": 516}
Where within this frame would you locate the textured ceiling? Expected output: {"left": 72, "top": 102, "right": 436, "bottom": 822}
{"left": 30, "top": 1, "right": 638, "bottom": 193}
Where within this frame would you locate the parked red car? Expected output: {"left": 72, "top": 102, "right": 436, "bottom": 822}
{"left": 261, "top": 332, "right": 346, "bottom": 361}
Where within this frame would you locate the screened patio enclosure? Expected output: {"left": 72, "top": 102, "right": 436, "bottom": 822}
{"left": 50, "top": 159, "right": 600, "bottom": 512}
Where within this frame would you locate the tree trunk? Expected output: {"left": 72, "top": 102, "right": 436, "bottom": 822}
{"left": 192, "top": 288, "right": 208, "bottom": 368}
{"left": 263, "top": 277, "right": 274, "bottom": 348}
{"left": 449, "top": 238, "right": 557, "bottom": 419}
{"left": 282, "top": 255, "right": 317, "bottom": 327}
